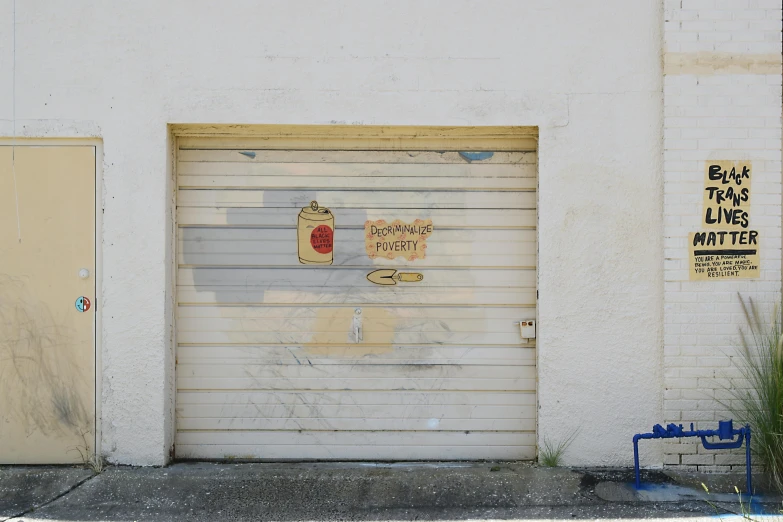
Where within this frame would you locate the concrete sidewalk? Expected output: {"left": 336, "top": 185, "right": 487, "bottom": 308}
{"left": 0, "top": 462, "right": 779, "bottom": 521}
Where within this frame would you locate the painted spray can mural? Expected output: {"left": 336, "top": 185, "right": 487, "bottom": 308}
{"left": 297, "top": 201, "right": 334, "bottom": 265}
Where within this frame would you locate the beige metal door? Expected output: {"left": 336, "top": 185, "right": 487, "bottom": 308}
{"left": 175, "top": 137, "right": 536, "bottom": 460}
{"left": 0, "top": 145, "right": 96, "bottom": 464}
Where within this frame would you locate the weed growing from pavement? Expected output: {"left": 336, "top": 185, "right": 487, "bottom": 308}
{"left": 539, "top": 429, "right": 579, "bottom": 467}
{"left": 69, "top": 431, "right": 106, "bottom": 474}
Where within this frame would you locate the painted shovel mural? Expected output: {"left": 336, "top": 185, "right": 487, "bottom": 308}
{"left": 366, "top": 269, "right": 424, "bottom": 286}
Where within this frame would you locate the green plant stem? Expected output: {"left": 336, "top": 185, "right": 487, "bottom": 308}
{"left": 720, "top": 295, "right": 783, "bottom": 494}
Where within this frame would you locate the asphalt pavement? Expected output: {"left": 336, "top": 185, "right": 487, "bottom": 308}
{"left": 1, "top": 462, "right": 779, "bottom": 521}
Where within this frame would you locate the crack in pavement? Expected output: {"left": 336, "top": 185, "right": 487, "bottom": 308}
{"left": 2, "top": 471, "right": 97, "bottom": 522}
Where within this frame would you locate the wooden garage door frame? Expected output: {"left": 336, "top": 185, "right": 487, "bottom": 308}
{"left": 0, "top": 137, "right": 104, "bottom": 461}
{"left": 170, "top": 124, "right": 539, "bottom": 459}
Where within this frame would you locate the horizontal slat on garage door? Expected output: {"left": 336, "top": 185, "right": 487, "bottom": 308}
{"left": 178, "top": 267, "right": 535, "bottom": 287}
{"left": 178, "top": 208, "right": 536, "bottom": 229}
{"left": 179, "top": 225, "right": 536, "bottom": 267}
{"left": 178, "top": 150, "right": 536, "bottom": 164}
{"left": 178, "top": 315, "right": 531, "bottom": 334}
{"left": 176, "top": 431, "right": 536, "bottom": 447}
{"left": 178, "top": 418, "right": 536, "bottom": 432}
{"left": 175, "top": 445, "right": 536, "bottom": 460}
{"left": 180, "top": 176, "right": 536, "bottom": 191}
{"left": 177, "top": 390, "right": 535, "bottom": 405}
{"left": 179, "top": 160, "right": 534, "bottom": 185}
{"left": 176, "top": 443, "right": 536, "bottom": 461}
{"left": 178, "top": 363, "right": 535, "bottom": 381}
{"left": 177, "top": 132, "right": 537, "bottom": 152}
{"left": 180, "top": 253, "right": 536, "bottom": 268}
{"left": 177, "top": 287, "right": 537, "bottom": 306}
{"left": 179, "top": 230, "right": 536, "bottom": 268}
{"left": 177, "top": 376, "right": 536, "bottom": 392}
{"left": 175, "top": 431, "right": 537, "bottom": 461}
{"left": 178, "top": 333, "right": 528, "bottom": 346}
{"left": 177, "top": 344, "right": 536, "bottom": 366}
{"left": 175, "top": 146, "right": 537, "bottom": 460}
{"left": 178, "top": 189, "right": 536, "bottom": 209}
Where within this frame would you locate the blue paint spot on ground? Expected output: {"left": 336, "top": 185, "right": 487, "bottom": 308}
{"left": 239, "top": 151, "right": 256, "bottom": 158}
{"left": 635, "top": 482, "right": 772, "bottom": 516}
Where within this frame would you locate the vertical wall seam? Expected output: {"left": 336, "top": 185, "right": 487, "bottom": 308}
{"left": 10, "top": 0, "right": 21, "bottom": 243}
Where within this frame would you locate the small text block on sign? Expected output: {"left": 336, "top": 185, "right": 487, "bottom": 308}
{"left": 365, "top": 219, "right": 433, "bottom": 261}
{"left": 688, "top": 231, "right": 760, "bottom": 280}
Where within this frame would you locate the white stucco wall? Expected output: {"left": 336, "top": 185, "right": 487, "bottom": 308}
{"left": 0, "top": 0, "right": 664, "bottom": 466}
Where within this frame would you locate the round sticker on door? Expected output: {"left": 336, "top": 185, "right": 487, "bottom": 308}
{"left": 75, "top": 296, "right": 91, "bottom": 313}
{"left": 310, "top": 224, "right": 334, "bottom": 254}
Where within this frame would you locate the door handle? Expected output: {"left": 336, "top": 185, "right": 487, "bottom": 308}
{"left": 353, "top": 308, "right": 363, "bottom": 343}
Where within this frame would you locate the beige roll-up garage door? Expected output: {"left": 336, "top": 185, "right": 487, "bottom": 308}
{"left": 175, "top": 134, "right": 537, "bottom": 460}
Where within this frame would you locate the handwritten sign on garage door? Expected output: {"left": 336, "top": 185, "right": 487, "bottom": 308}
{"left": 365, "top": 219, "right": 433, "bottom": 261}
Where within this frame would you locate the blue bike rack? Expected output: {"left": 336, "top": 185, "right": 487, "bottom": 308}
{"left": 633, "top": 420, "right": 752, "bottom": 494}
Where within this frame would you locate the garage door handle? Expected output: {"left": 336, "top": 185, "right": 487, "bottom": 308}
{"left": 353, "top": 308, "right": 363, "bottom": 343}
